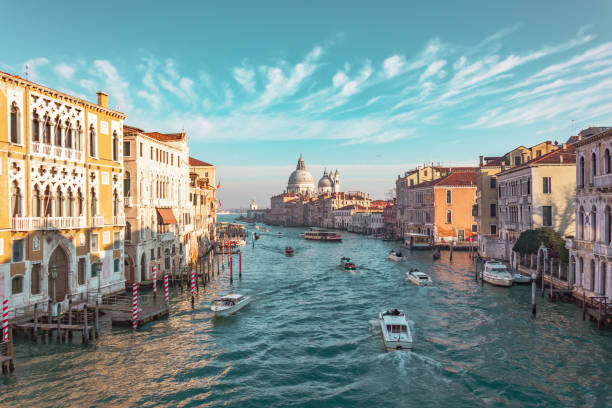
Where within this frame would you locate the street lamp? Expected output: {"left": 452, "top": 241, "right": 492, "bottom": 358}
{"left": 95, "top": 260, "right": 103, "bottom": 302}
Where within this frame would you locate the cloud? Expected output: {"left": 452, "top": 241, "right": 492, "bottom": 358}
{"left": 233, "top": 66, "right": 255, "bottom": 92}
{"left": 419, "top": 59, "right": 446, "bottom": 82}
{"left": 383, "top": 55, "right": 404, "bottom": 78}
{"left": 91, "top": 60, "right": 132, "bottom": 111}
{"left": 333, "top": 71, "right": 348, "bottom": 87}
{"left": 23, "top": 57, "right": 49, "bottom": 81}
{"left": 54, "top": 63, "right": 75, "bottom": 80}
{"left": 137, "top": 90, "right": 162, "bottom": 110}
{"left": 533, "top": 42, "right": 612, "bottom": 79}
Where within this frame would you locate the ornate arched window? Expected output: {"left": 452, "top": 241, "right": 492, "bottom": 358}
{"left": 590, "top": 260, "right": 596, "bottom": 291}
{"left": 605, "top": 149, "right": 611, "bottom": 174}
{"left": 124, "top": 171, "right": 131, "bottom": 197}
{"left": 113, "top": 189, "right": 119, "bottom": 217}
{"left": 75, "top": 122, "right": 82, "bottom": 151}
{"left": 89, "top": 125, "right": 96, "bottom": 157}
{"left": 65, "top": 121, "right": 73, "bottom": 149}
{"left": 10, "top": 181, "right": 22, "bottom": 217}
{"left": 578, "top": 257, "right": 584, "bottom": 287}
{"left": 43, "top": 185, "right": 53, "bottom": 217}
{"left": 90, "top": 188, "right": 98, "bottom": 216}
{"left": 578, "top": 206, "right": 585, "bottom": 239}
{"left": 54, "top": 117, "right": 62, "bottom": 146}
{"left": 606, "top": 206, "right": 612, "bottom": 245}
{"left": 592, "top": 205, "right": 598, "bottom": 242}
{"left": 76, "top": 189, "right": 84, "bottom": 216}
{"left": 591, "top": 152, "right": 597, "bottom": 181}
{"left": 32, "top": 111, "right": 40, "bottom": 142}
{"left": 56, "top": 188, "right": 64, "bottom": 217}
{"left": 112, "top": 131, "right": 119, "bottom": 161}
{"left": 43, "top": 115, "right": 52, "bottom": 144}
{"left": 32, "top": 185, "right": 41, "bottom": 217}
{"left": 126, "top": 221, "right": 132, "bottom": 243}
{"left": 600, "top": 262, "right": 607, "bottom": 296}
{"left": 579, "top": 156, "right": 585, "bottom": 187}
{"left": 67, "top": 189, "right": 74, "bottom": 217}
{"left": 10, "top": 102, "right": 20, "bottom": 144}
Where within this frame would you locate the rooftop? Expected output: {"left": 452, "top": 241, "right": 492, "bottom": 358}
{"left": 189, "top": 157, "right": 214, "bottom": 167}
{"left": 498, "top": 146, "right": 576, "bottom": 176}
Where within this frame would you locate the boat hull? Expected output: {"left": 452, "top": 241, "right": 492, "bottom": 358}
{"left": 406, "top": 274, "right": 433, "bottom": 286}
{"left": 212, "top": 297, "right": 252, "bottom": 316}
{"left": 379, "top": 316, "right": 413, "bottom": 351}
{"left": 512, "top": 274, "right": 531, "bottom": 285}
{"left": 483, "top": 274, "right": 513, "bottom": 287}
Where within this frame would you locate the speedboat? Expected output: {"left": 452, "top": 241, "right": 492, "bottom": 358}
{"left": 264, "top": 228, "right": 269, "bottom": 232}
{"left": 254, "top": 225, "right": 260, "bottom": 230}
{"left": 339, "top": 257, "right": 356, "bottom": 270}
{"left": 277, "top": 232, "right": 283, "bottom": 238}
{"left": 388, "top": 250, "right": 405, "bottom": 262}
{"left": 211, "top": 294, "right": 252, "bottom": 316}
{"left": 406, "top": 269, "right": 433, "bottom": 286}
{"left": 379, "top": 309, "right": 413, "bottom": 350}
{"left": 482, "top": 261, "right": 513, "bottom": 287}
{"left": 512, "top": 273, "right": 531, "bottom": 285}
{"left": 285, "top": 246, "right": 294, "bottom": 256}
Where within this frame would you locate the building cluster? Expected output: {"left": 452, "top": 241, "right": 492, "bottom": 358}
{"left": 0, "top": 71, "right": 217, "bottom": 311}
{"left": 263, "top": 155, "right": 390, "bottom": 234}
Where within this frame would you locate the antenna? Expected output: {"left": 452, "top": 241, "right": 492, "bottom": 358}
{"left": 25, "top": 64, "right": 29, "bottom": 81}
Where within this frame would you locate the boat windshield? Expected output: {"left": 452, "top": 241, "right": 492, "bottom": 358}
{"left": 387, "top": 325, "right": 408, "bottom": 333}
{"left": 214, "top": 299, "right": 235, "bottom": 306}
{"left": 419, "top": 276, "right": 429, "bottom": 280}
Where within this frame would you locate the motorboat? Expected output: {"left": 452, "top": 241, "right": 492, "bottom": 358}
{"left": 254, "top": 233, "right": 260, "bottom": 240}
{"left": 231, "top": 239, "right": 246, "bottom": 247}
{"left": 402, "top": 233, "right": 431, "bottom": 250}
{"left": 432, "top": 249, "right": 441, "bottom": 260}
{"left": 254, "top": 225, "right": 260, "bottom": 230}
{"left": 285, "top": 246, "right": 294, "bottom": 256}
{"left": 406, "top": 269, "right": 433, "bottom": 286}
{"left": 379, "top": 309, "right": 413, "bottom": 350}
{"left": 264, "top": 228, "right": 269, "bottom": 232}
{"left": 277, "top": 232, "right": 283, "bottom": 238}
{"left": 367, "top": 234, "right": 385, "bottom": 239}
{"left": 339, "top": 257, "right": 356, "bottom": 270}
{"left": 512, "top": 272, "right": 531, "bottom": 285}
{"left": 482, "top": 261, "right": 513, "bottom": 287}
{"left": 381, "top": 237, "right": 396, "bottom": 242}
{"left": 388, "top": 249, "right": 405, "bottom": 262}
{"left": 211, "top": 294, "right": 252, "bottom": 316}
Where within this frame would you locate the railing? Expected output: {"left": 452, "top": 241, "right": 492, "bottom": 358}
{"left": 31, "top": 142, "right": 83, "bottom": 161}
{"left": 113, "top": 216, "right": 126, "bottom": 226}
{"left": 91, "top": 216, "right": 105, "bottom": 227}
{"left": 594, "top": 174, "right": 612, "bottom": 189}
{"left": 11, "top": 216, "right": 86, "bottom": 230}
{"left": 593, "top": 242, "right": 612, "bottom": 257}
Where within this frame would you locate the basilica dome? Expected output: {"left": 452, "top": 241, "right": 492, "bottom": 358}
{"left": 318, "top": 170, "right": 332, "bottom": 188}
{"left": 287, "top": 155, "right": 315, "bottom": 195}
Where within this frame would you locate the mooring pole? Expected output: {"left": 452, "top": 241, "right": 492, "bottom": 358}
{"left": 531, "top": 272, "right": 537, "bottom": 316}
{"left": 239, "top": 252, "right": 242, "bottom": 279}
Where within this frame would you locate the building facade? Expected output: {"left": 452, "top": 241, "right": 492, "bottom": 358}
{"left": 1, "top": 72, "right": 127, "bottom": 311}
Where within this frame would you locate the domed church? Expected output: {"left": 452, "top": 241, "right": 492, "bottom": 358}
{"left": 287, "top": 154, "right": 316, "bottom": 195}
{"left": 318, "top": 168, "right": 340, "bottom": 194}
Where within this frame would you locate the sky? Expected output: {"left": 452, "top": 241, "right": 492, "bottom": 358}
{"left": 1, "top": 0, "right": 612, "bottom": 208}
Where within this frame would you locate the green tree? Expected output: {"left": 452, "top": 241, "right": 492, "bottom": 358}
{"left": 513, "top": 227, "right": 569, "bottom": 266}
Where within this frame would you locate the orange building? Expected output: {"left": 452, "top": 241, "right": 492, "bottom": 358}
{"left": 406, "top": 169, "right": 478, "bottom": 243}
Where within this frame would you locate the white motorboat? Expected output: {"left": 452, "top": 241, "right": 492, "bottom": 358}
{"left": 254, "top": 225, "right": 260, "bottom": 230}
{"left": 211, "top": 294, "right": 252, "bottom": 316}
{"left": 482, "top": 261, "right": 513, "bottom": 287}
{"left": 388, "top": 250, "right": 406, "bottom": 262}
{"left": 232, "top": 239, "right": 246, "bottom": 247}
{"left": 406, "top": 269, "right": 433, "bottom": 286}
{"left": 379, "top": 309, "right": 413, "bottom": 350}
{"left": 512, "top": 273, "right": 531, "bottom": 285}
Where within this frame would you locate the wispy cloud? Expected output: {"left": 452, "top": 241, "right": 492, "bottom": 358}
{"left": 54, "top": 63, "right": 75, "bottom": 80}
{"left": 233, "top": 65, "right": 256, "bottom": 92}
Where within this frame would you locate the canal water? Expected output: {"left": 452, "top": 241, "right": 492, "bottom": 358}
{"left": 1, "top": 216, "right": 611, "bottom": 407}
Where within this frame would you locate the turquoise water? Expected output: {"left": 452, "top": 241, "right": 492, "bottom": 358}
{"left": 1, "top": 216, "right": 611, "bottom": 407}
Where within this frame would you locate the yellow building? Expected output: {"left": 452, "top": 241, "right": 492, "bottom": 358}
{"left": 0, "top": 71, "right": 127, "bottom": 311}
{"left": 188, "top": 157, "right": 216, "bottom": 264}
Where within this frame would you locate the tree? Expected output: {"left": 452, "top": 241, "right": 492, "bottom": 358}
{"left": 513, "top": 227, "right": 569, "bottom": 266}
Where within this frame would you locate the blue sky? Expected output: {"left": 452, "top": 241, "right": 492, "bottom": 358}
{"left": 1, "top": 1, "right": 612, "bottom": 208}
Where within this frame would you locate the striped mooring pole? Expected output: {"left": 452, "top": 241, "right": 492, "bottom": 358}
{"left": 190, "top": 269, "right": 196, "bottom": 307}
{"left": 132, "top": 283, "right": 138, "bottom": 330}
{"left": 2, "top": 298, "right": 8, "bottom": 342}
{"left": 164, "top": 274, "right": 169, "bottom": 306}
{"left": 152, "top": 265, "right": 157, "bottom": 296}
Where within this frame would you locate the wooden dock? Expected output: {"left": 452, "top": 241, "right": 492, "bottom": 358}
{"left": 110, "top": 304, "right": 170, "bottom": 327}
{"left": 0, "top": 329, "right": 15, "bottom": 374}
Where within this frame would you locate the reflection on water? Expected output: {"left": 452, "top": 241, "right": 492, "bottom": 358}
{"left": 1, "top": 217, "right": 612, "bottom": 407}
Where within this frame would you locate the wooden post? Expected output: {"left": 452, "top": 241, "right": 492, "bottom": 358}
{"left": 48, "top": 300, "right": 52, "bottom": 325}
{"left": 95, "top": 300, "right": 100, "bottom": 339}
{"left": 57, "top": 312, "right": 61, "bottom": 344}
{"left": 239, "top": 252, "right": 242, "bottom": 279}
{"left": 230, "top": 253, "right": 233, "bottom": 284}
{"left": 8, "top": 328, "right": 14, "bottom": 372}
{"left": 449, "top": 242, "right": 454, "bottom": 261}
{"left": 68, "top": 299, "right": 73, "bottom": 341}
{"left": 582, "top": 292, "right": 587, "bottom": 320}
{"left": 33, "top": 304, "right": 38, "bottom": 342}
{"left": 480, "top": 258, "right": 484, "bottom": 287}
{"left": 82, "top": 304, "right": 89, "bottom": 344}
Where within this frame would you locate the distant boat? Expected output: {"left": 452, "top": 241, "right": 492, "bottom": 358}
{"left": 432, "top": 249, "right": 441, "bottom": 260}
{"left": 304, "top": 230, "right": 342, "bottom": 241}
{"left": 277, "top": 232, "right": 283, "bottom": 238}
{"left": 339, "top": 257, "right": 356, "bottom": 270}
{"left": 285, "top": 246, "right": 294, "bottom": 256}
{"left": 211, "top": 294, "right": 252, "bottom": 317}
{"left": 254, "top": 233, "right": 260, "bottom": 240}
{"left": 388, "top": 250, "right": 405, "bottom": 262}
{"left": 406, "top": 269, "right": 433, "bottom": 286}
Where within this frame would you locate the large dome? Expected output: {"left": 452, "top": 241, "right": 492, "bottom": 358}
{"left": 289, "top": 169, "right": 315, "bottom": 186}
{"left": 287, "top": 155, "right": 315, "bottom": 195}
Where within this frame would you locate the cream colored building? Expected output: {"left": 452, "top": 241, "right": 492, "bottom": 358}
{"left": 1, "top": 71, "right": 127, "bottom": 311}
{"left": 123, "top": 126, "right": 190, "bottom": 282}
{"left": 188, "top": 157, "right": 216, "bottom": 265}
{"left": 497, "top": 146, "right": 576, "bottom": 260}
{"left": 567, "top": 128, "right": 612, "bottom": 301}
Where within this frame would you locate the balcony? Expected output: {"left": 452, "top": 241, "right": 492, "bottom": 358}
{"left": 593, "top": 174, "right": 612, "bottom": 189}
{"left": 593, "top": 242, "right": 612, "bottom": 257}
{"left": 31, "top": 142, "right": 83, "bottom": 162}
{"left": 11, "top": 216, "right": 86, "bottom": 231}
{"left": 91, "top": 216, "right": 105, "bottom": 228}
{"left": 159, "top": 232, "right": 175, "bottom": 242}
{"left": 113, "top": 216, "right": 126, "bottom": 226}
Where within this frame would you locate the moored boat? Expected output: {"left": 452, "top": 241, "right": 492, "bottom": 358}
{"left": 254, "top": 233, "right": 260, "bottom": 240}
{"left": 379, "top": 309, "right": 413, "bottom": 350}
{"left": 339, "top": 257, "right": 356, "bottom": 270}
{"left": 211, "top": 294, "right": 252, "bottom": 316}
{"left": 406, "top": 269, "right": 433, "bottom": 286}
{"left": 512, "top": 272, "right": 531, "bottom": 285}
{"left": 402, "top": 233, "right": 431, "bottom": 250}
{"left": 482, "top": 261, "right": 513, "bottom": 287}
{"left": 285, "top": 246, "right": 294, "bottom": 256}
{"left": 388, "top": 249, "right": 405, "bottom": 262}
{"left": 432, "top": 249, "right": 441, "bottom": 260}
{"left": 303, "top": 230, "right": 342, "bottom": 241}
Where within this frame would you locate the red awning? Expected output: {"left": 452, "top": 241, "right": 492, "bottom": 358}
{"left": 156, "top": 208, "right": 177, "bottom": 225}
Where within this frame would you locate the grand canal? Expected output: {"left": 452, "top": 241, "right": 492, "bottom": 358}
{"left": 1, "top": 216, "right": 611, "bottom": 407}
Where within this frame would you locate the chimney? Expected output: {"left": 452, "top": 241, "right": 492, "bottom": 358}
{"left": 97, "top": 91, "right": 108, "bottom": 108}
{"left": 479, "top": 155, "right": 483, "bottom": 167}
{"left": 562, "top": 143, "right": 567, "bottom": 150}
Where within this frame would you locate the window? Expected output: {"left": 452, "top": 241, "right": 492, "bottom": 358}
{"left": 12, "top": 239, "right": 23, "bottom": 262}
{"left": 579, "top": 156, "right": 585, "bottom": 187}
{"left": 32, "top": 112, "right": 40, "bottom": 142}
{"left": 590, "top": 260, "right": 595, "bottom": 291}
{"left": 446, "top": 190, "right": 452, "bottom": 204}
{"left": 43, "top": 115, "right": 51, "bottom": 144}
{"left": 91, "top": 262, "right": 99, "bottom": 278}
{"left": 89, "top": 125, "right": 96, "bottom": 157}
{"left": 91, "top": 233, "right": 99, "bottom": 251}
{"left": 78, "top": 258, "right": 86, "bottom": 285}
{"left": 65, "top": 122, "right": 73, "bottom": 149}
{"left": 536, "top": 150, "right": 542, "bottom": 158}
{"left": 527, "top": 178, "right": 531, "bottom": 195}
{"left": 605, "top": 149, "right": 611, "bottom": 174}
{"left": 606, "top": 206, "right": 611, "bottom": 245}
{"left": 140, "top": 142, "right": 143, "bottom": 157}
{"left": 542, "top": 177, "right": 552, "bottom": 194}
{"left": 10, "top": 103, "right": 20, "bottom": 144}
{"left": 591, "top": 152, "right": 597, "bottom": 181}
{"left": 542, "top": 206, "right": 552, "bottom": 227}
{"left": 112, "top": 131, "right": 119, "bottom": 161}
{"left": 114, "top": 258, "right": 120, "bottom": 273}
{"left": 125, "top": 222, "right": 132, "bottom": 243}
{"left": 157, "top": 248, "right": 161, "bottom": 259}
{"left": 150, "top": 146, "right": 153, "bottom": 160}
{"left": 490, "top": 204, "right": 497, "bottom": 217}
{"left": 514, "top": 156, "right": 521, "bottom": 166}
{"left": 471, "top": 224, "right": 477, "bottom": 233}
{"left": 54, "top": 120, "right": 62, "bottom": 146}
{"left": 446, "top": 210, "right": 452, "bottom": 224}
{"left": 11, "top": 276, "right": 23, "bottom": 294}
{"left": 31, "top": 264, "right": 41, "bottom": 294}
{"left": 579, "top": 206, "right": 585, "bottom": 239}
{"left": 11, "top": 181, "right": 22, "bottom": 217}
{"left": 490, "top": 224, "right": 497, "bottom": 235}
{"left": 123, "top": 141, "right": 131, "bottom": 156}
{"left": 90, "top": 189, "right": 98, "bottom": 216}
{"left": 591, "top": 206, "right": 597, "bottom": 242}
{"left": 151, "top": 248, "right": 155, "bottom": 260}
{"left": 114, "top": 232, "right": 121, "bottom": 249}
{"left": 113, "top": 190, "right": 119, "bottom": 217}
{"left": 489, "top": 177, "right": 496, "bottom": 189}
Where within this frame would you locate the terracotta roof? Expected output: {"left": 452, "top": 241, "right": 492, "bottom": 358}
{"left": 145, "top": 131, "right": 184, "bottom": 141}
{"left": 124, "top": 125, "right": 145, "bottom": 134}
{"left": 498, "top": 146, "right": 576, "bottom": 176}
{"left": 413, "top": 168, "right": 478, "bottom": 188}
{"left": 189, "top": 157, "right": 214, "bottom": 167}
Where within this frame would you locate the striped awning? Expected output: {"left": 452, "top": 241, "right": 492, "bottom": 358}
{"left": 156, "top": 208, "right": 177, "bottom": 225}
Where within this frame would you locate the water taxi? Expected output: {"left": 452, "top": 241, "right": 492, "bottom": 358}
{"left": 339, "top": 257, "right": 356, "bottom": 270}
{"left": 285, "top": 246, "right": 294, "bottom": 256}
{"left": 402, "top": 233, "right": 430, "bottom": 250}
{"left": 406, "top": 269, "right": 433, "bottom": 286}
{"left": 388, "top": 249, "right": 405, "bottom": 262}
{"left": 303, "top": 230, "right": 342, "bottom": 242}
{"left": 482, "top": 261, "right": 513, "bottom": 287}
{"left": 211, "top": 294, "right": 252, "bottom": 317}
{"left": 379, "top": 309, "right": 413, "bottom": 350}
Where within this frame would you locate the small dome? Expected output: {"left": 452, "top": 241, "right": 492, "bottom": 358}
{"left": 318, "top": 176, "right": 332, "bottom": 188}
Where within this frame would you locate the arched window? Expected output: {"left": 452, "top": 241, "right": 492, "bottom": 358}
{"left": 67, "top": 189, "right": 74, "bottom": 217}
{"left": 578, "top": 257, "right": 584, "bottom": 287}
{"left": 605, "top": 149, "right": 611, "bottom": 174}
{"left": 43, "top": 186, "right": 52, "bottom": 217}
{"left": 75, "top": 122, "right": 82, "bottom": 151}
{"left": 43, "top": 115, "right": 52, "bottom": 144}
{"left": 112, "top": 131, "right": 119, "bottom": 161}
{"left": 124, "top": 171, "right": 131, "bottom": 197}
{"left": 10, "top": 102, "right": 20, "bottom": 144}
{"left": 10, "top": 181, "right": 22, "bottom": 217}
{"left": 77, "top": 189, "right": 84, "bottom": 216}
{"left": 56, "top": 189, "right": 64, "bottom": 217}
{"left": 590, "top": 260, "right": 596, "bottom": 291}
{"left": 579, "top": 156, "right": 585, "bottom": 187}
{"left": 32, "top": 186, "right": 41, "bottom": 217}
{"left": 591, "top": 205, "right": 597, "bottom": 242}
{"left": 54, "top": 118, "right": 62, "bottom": 146}
{"left": 65, "top": 121, "right": 73, "bottom": 149}
{"left": 89, "top": 125, "right": 96, "bottom": 157}
{"left": 606, "top": 206, "right": 612, "bottom": 245}
{"left": 591, "top": 152, "right": 597, "bottom": 181}
{"left": 600, "top": 262, "right": 607, "bottom": 296}
{"left": 578, "top": 206, "right": 585, "bottom": 239}
{"left": 32, "top": 111, "right": 40, "bottom": 142}
{"left": 90, "top": 188, "right": 98, "bottom": 216}
{"left": 113, "top": 190, "right": 119, "bottom": 217}
{"left": 125, "top": 221, "right": 132, "bottom": 243}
